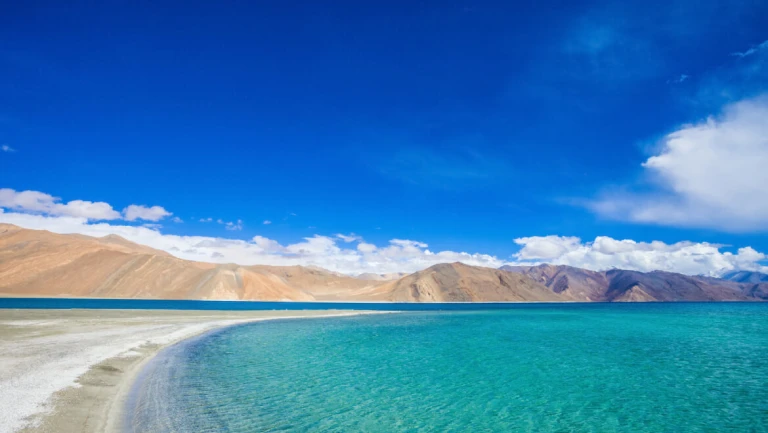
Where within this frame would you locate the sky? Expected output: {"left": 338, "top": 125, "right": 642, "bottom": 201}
{"left": 1, "top": 0, "right": 768, "bottom": 276}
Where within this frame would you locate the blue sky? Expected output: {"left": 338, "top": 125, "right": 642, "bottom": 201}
{"left": 1, "top": 0, "right": 767, "bottom": 275}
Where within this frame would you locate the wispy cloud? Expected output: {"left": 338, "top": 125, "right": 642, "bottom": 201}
{"left": 687, "top": 37, "right": 768, "bottom": 110}
{"left": 336, "top": 233, "right": 362, "bottom": 243}
{"left": 263, "top": 220, "right": 272, "bottom": 225}
{"left": 222, "top": 219, "right": 243, "bottom": 231}
{"left": 199, "top": 217, "right": 213, "bottom": 223}
{"left": 1, "top": 144, "right": 15, "bottom": 152}
{"left": 667, "top": 74, "right": 689, "bottom": 84}
{"left": 731, "top": 40, "right": 768, "bottom": 58}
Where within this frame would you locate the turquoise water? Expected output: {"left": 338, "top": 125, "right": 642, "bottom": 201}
{"left": 127, "top": 304, "right": 768, "bottom": 432}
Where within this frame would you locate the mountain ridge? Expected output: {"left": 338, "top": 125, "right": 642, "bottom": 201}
{"left": 1, "top": 224, "right": 765, "bottom": 302}
{"left": 501, "top": 264, "right": 767, "bottom": 302}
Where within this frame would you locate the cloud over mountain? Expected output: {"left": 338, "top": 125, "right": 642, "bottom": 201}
{"left": 514, "top": 235, "right": 767, "bottom": 276}
{"left": 2, "top": 188, "right": 766, "bottom": 276}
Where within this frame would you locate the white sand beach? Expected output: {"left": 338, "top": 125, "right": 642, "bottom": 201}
{"left": 0, "top": 309, "right": 369, "bottom": 433}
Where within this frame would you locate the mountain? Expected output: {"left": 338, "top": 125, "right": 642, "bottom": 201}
{"left": 0, "top": 223, "right": 372, "bottom": 301}
{"left": 356, "top": 272, "right": 407, "bottom": 281}
{"left": 374, "top": 263, "right": 567, "bottom": 302}
{"left": 502, "top": 264, "right": 767, "bottom": 302}
{"left": 0, "top": 225, "right": 567, "bottom": 303}
{"left": 721, "top": 270, "right": 768, "bottom": 283}
{"left": 501, "top": 264, "right": 609, "bottom": 301}
{"left": 1, "top": 224, "right": 765, "bottom": 302}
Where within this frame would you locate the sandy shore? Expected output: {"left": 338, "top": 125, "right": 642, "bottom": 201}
{"left": 0, "top": 309, "right": 370, "bottom": 433}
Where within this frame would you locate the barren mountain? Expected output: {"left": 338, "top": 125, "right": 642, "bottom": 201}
{"left": 2, "top": 224, "right": 765, "bottom": 302}
{"left": 502, "top": 264, "right": 767, "bottom": 302}
{"left": 0, "top": 225, "right": 568, "bottom": 302}
{"left": 721, "top": 270, "right": 768, "bottom": 284}
{"left": 501, "top": 264, "right": 609, "bottom": 301}
{"left": 356, "top": 272, "right": 407, "bottom": 281}
{"left": 0, "top": 224, "right": 343, "bottom": 301}
{"left": 375, "top": 262, "right": 567, "bottom": 302}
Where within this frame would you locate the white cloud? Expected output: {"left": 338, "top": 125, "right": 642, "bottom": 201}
{"left": 2, "top": 188, "right": 766, "bottom": 276}
{"left": 514, "top": 236, "right": 582, "bottom": 260}
{"left": 357, "top": 242, "right": 377, "bottom": 253}
{"left": 222, "top": 219, "right": 243, "bottom": 231}
{"left": 591, "top": 94, "right": 768, "bottom": 232}
{"left": 1, "top": 210, "right": 766, "bottom": 276}
{"left": 513, "top": 235, "right": 768, "bottom": 277}
{"left": 263, "top": 220, "right": 271, "bottom": 225}
{"left": 122, "top": 205, "right": 172, "bottom": 222}
{"left": 336, "top": 233, "right": 362, "bottom": 243}
{"left": 201, "top": 217, "right": 242, "bottom": 230}
{"left": 731, "top": 40, "right": 768, "bottom": 58}
{"left": 172, "top": 217, "right": 183, "bottom": 223}
{"left": 0, "top": 189, "right": 121, "bottom": 220}
{"left": 0, "top": 211, "right": 507, "bottom": 274}
{"left": 1, "top": 145, "right": 14, "bottom": 152}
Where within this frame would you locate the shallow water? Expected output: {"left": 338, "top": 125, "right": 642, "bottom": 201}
{"left": 127, "top": 303, "right": 768, "bottom": 432}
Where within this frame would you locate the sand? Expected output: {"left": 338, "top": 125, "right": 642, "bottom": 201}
{"left": 0, "top": 309, "right": 370, "bottom": 433}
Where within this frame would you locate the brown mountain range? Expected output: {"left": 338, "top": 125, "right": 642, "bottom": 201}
{"left": 1, "top": 224, "right": 765, "bottom": 302}
{"left": 0, "top": 224, "right": 376, "bottom": 301}
{"left": 500, "top": 264, "right": 768, "bottom": 302}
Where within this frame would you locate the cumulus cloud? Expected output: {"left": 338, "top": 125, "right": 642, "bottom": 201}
{"left": 122, "top": 204, "right": 172, "bottom": 222}
{"left": 590, "top": 94, "right": 768, "bottom": 232}
{"left": 1, "top": 144, "right": 14, "bottom": 152}
{"left": 0, "top": 188, "right": 121, "bottom": 220}
{"left": 172, "top": 217, "right": 183, "bottom": 223}
{"left": 199, "top": 217, "right": 213, "bottom": 222}
{"left": 2, "top": 187, "right": 766, "bottom": 276}
{"left": 1, "top": 209, "right": 766, "bottom": 276}
{"left": 514, "top": 236, "right": 582, "bottom": 260}
{"left": 357, "top": 242, "right": 377, "bottom": 253}
{"left": 513, "top": 235, "right": 768, "bottom": 276}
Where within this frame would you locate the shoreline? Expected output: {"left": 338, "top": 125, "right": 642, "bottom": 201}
{"left": 1, "top": 309, "right": 378, "bottom": 433}
{"left": 110, "top": 312, "right": 375, "bottom": 433}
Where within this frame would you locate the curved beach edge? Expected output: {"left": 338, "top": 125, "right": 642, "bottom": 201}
{"left": 7, "top": 310, "right": 383, "bottom": 433}
{"left": 108, "top": 311, "right": 381, "bottom": 433}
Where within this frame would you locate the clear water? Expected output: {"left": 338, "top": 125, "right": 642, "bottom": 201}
{"left": 127, "top": 304, "right": 768, "bottom": 432}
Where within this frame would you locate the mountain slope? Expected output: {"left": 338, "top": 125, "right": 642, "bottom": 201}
{"left": 376, "top": 263, "right": 567, "bottom": 302}
{"left": 1, "top": 224, "right": 765, "bottom": 302}
{"left": 721, "top": 270, "right": 768, "bottom": 283}
{"left": 501, "top": 264, "right": 609, "bottom": 301}
{"left": 503, "top": 264, "right": 766, "bottom": 301}
{"left": 0, "top": 224, "right": 316, "bottom": 300}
